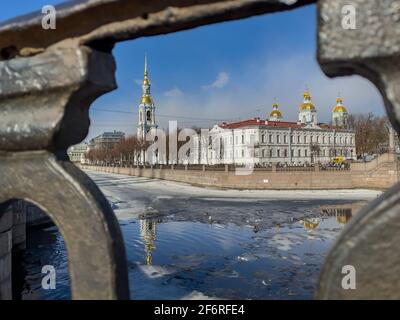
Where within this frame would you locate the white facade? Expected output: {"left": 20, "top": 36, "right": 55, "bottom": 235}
{"left": 67, "top": 142, "right": 88, "bottom": 164}
{"left": 191, "top": 92, "right": 356, "bottom": 165}
{"left": 192, "top": 122, "right": 355, "bottom": 165}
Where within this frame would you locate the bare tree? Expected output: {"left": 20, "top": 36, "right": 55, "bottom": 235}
{"left": 348, "top": 113, "right": 389, "bottom": 155}
{"left": 310, "top": 143, "right": 321, "bottom": 164}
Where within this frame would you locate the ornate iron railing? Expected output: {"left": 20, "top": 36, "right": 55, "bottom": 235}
{"left": 0, "top": 0, "right": 399, "bottom": 300}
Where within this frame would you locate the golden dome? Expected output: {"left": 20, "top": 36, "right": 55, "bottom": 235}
{"left": 302, "top": 219, "right": 320, "bottom": 230}
{"left": 333, "top": 106, "right": 347, "bottom": 113}
{"left": 333, "top": 97, "right": 348, "bottom": 113}
{"left": 143, "top": 76, "right": 150, "bottom": 86}
{"left": 303, "top": 91, "right": 311, "bottom": 100}
{"left": 270, "top": 110, "right": 282, "bottom": 118}
{"left": 299, "top": 103, "right": 316, "bottom": 111}
{"left": 141, "top": 95, "right": 153, "bottom": 105}
{"left": 299, "top": 90, "right": 316, "bottom": 111}
{"left": 269, "top": 102, "right": 283, "bottom": 119}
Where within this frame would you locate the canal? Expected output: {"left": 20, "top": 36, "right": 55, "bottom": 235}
{"left": 15, "top": 172, "right": 380, "bottom": 300}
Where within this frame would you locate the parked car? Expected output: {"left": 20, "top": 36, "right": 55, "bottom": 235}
{"left": 330, "top": 156, "right": 345, "bottom": 166}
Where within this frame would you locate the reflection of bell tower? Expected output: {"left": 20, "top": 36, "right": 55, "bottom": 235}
{"left": 301, "top": 218, "right": 320, "bottom": 230}
{"left": 137, "top": 54, "right": 157, "bottom": 141}
{"left": 140, "top": 218, "right": 157, "bottom": 265}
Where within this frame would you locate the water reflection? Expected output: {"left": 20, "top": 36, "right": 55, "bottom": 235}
{"left": 301, "top": 218, "right": 320, "bottom": 230}
{"left": 300, "top": 205, "right": 356, "bottom": 232}
{"left": 139, "top": 218, "right": 158, "bottom": 265}
{"left": 17, "top": 201, "right": 368, "bottom": 300}
{"left": 321, "top": 203, "right": 362, "bottom": 225}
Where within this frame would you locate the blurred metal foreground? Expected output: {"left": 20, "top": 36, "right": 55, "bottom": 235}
{"left": 0, "top": 0, "right": 399, "bottom": 299}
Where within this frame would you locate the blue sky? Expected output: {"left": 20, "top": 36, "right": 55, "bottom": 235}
{"left": 1, "top": 2, "right": 384, "bottom": 140}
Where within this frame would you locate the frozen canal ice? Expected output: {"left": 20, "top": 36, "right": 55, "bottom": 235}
{"left": 17, "top": 171, "right": 382, "bottom": 300}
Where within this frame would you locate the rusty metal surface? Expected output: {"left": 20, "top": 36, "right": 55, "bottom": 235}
{"left": 0, "top": 46, "right": 116, "bottom": 151}
{"left": 0, "top": 43, "right": 127, "bottom": 299}
{"left": 316, "top": 0, "right": 400, "bottom": 299}
{"left": 0, "top": 151, "right": 129, "bottom": 299}
{"left": 0, "top": 0, "right": 314, "bottom": 58}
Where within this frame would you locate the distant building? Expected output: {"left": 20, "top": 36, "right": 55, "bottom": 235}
{"left": 88, "top": 130, "right": 125, "bottom": 149}
{"left": 67, "top": 142, "right": 88, "bottom": 163}
{"left": 192, "top": 91, "right": 356, "bottom": 165}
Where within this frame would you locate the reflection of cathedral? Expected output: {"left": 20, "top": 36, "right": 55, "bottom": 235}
{"left": 140, "top": 218, "right": 157, "bottom": 265}
{"left": 301, "top": 207, "right": 353, "bottom": 230}
{"left": 321, "top": 207, "right": 353, "bottom": 225}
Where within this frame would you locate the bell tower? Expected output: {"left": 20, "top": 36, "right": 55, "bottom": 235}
{"left": 137, "top": 54, "right": 157, "bottom": 141}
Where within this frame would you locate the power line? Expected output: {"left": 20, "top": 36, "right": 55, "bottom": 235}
{"left": 91, "top": 105, "right": 270, "bottom": 122}
{"left": 91, "top": 108, "right": 230, "bottom": 122}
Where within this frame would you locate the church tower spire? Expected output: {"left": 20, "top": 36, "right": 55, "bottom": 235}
{"left": 141, "top": 54, "right": 152, "bottom": 104}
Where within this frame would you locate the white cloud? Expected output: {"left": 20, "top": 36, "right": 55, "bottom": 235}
{"left": 164, "top": 86, "right": 184, "bottom": 97}
{"left": 153, "top": 53, "right": 384, "bottom": 131}
{"left": 134, "top": 79, "right": 142, "bottom": 86}
{"left": 202, "top": 72, "right": 230, "bottom": 89}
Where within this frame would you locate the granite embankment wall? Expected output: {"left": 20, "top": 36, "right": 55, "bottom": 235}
{"left": 81, "top": 153, "right": 399, "bottom": 190}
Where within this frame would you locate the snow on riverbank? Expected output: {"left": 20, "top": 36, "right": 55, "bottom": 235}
{"left": 85, "top": 170, "right": 382, "bottom": 201}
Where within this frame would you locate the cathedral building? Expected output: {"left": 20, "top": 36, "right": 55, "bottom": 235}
{"left": 192, "top": 90, "right": 356, "bottom": 165}
{"left": 133, "top": 60, "right": 355, "bottom": 166}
